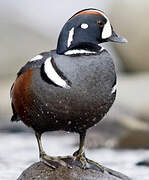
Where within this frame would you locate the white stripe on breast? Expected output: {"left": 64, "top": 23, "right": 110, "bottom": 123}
{"left": 44, "top": 57, "right": 70, "bottom": 89}
{"left": 29, "top": 55, "right": 43, "bottom": 62}
{"left": 111, "top": 83, "right": 117, "bottom": 94}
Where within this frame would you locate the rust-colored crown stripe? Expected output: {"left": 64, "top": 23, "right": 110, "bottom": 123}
{"left": 70, "top": 10, "right": 104, "bottom": 21}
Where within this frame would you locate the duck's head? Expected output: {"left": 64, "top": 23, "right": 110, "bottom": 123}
{"left": 57, "top": 8, "right": 127, "bottom": 55}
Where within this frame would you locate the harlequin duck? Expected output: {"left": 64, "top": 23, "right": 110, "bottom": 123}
{"left": 10, "top": 8, "right": 127, "bottom": 170}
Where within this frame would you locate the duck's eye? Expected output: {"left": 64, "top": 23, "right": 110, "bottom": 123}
{"left": 97, "top": 21, "right": 105, "bottom": 27}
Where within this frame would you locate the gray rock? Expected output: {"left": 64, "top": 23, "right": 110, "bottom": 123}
{"left": 17, "top": 159, "right": 131, "bottom": 180}
{"left": 136, "top": 159, "right": 149, "bottom": 166}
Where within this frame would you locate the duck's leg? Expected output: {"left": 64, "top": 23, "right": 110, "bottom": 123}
{"left": 73, "top": 131, "right": 104, "bottom": 172}
{"left": 35, "top": 132, "right": 69, "bottom": 168}
{"left": 73, "top": 131, "right": 87, "bottom": 168}
{"left": 35, "top": 132, "right": 46, "bottom": 159}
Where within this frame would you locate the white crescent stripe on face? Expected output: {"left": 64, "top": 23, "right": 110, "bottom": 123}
{"left": 102, "top": 19, "right": 112, "bottom": 39}
{"left": 67, "top": 27, "right": 74, "bottom": 47}
{"left": 44, "top": 57, "right": 71, "bottom": 89}
{"left": 87, "top": 9, "right": 112, "bottom": 39}
{"left": 29, "top": 55, "right": 43, "bottom": 62}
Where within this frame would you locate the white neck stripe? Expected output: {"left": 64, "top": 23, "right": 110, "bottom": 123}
{"left": 44, "top": 57, "right": 70, "bottom": 89}
{"left": 64, "top": 49, "right": 97, "bottom": 55}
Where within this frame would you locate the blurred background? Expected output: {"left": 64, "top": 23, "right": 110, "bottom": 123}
{"left": 0, "top": 0, "right": 149, "bottom": 179}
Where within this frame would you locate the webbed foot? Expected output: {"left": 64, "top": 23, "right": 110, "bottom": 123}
{"left": 41, "top": 153, "right": 72, "bottom": 169}
{"left": 73, "top": 150, "right": 89, "bottom": 169}
{"left": 73, "top": 150, "right": 104, "bottom": 172}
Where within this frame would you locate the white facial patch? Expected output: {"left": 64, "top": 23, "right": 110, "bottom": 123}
{"left": 44, "top": 57, "right": 70, "bottom": 89}
{"left": 82, "top": 9, "right": 112, "bottom": 39}
{"left": 81, "top": 23, "right": 88, "bottom": 29}
{"left": 29, "top": 55, "right": 43, "bottom": 62}
{"left": 102, "top": 19, "right": 112, "bottom": 39}
{"left": 67, "top": 27, "right": 74, "bottom": 47}
{"left": 64, "top": 49, "right": 96, "bottom": 55}
{"left": 111, "top": 83, "right": 117, "bottom": 94}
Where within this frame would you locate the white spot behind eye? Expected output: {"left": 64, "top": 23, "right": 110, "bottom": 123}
{"left": 44, "top": 57, "right": 70, "bottom": 89}
{"left": 81, "top": 23, "right": 88, "bottom": 29}
{"left": 67, "top": 27, "right": 74, "bottom": 47}
{"left": 29, "top": 55, "right": 43, "bottom": 62}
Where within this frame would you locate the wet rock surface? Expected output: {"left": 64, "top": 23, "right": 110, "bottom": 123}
{"left": 17, "top": 159, "right": 131, "bottom": 180}
{"left": 1, "top": 133, "right": 149, "bottom": 180}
